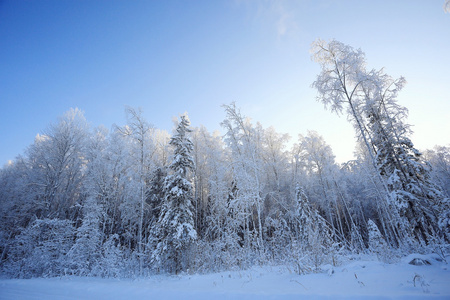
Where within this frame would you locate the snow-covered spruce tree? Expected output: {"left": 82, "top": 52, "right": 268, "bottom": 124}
{"left": 152, "top": 115, "right": 197, "bottom": 274}
{"left": 147, "top": 167, "right": 167, "bottom": 226}
{"left": 145, "top": 166, "right": 167, "bottom": 267}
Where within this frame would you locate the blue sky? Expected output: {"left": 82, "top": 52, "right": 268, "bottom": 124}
{"left": 1, "top": 0, "right": 449, "bottom": 165}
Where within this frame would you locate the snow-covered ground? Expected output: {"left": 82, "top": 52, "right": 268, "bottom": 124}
{"left": 1, "top": 254, "right": 449, "bottom": 299}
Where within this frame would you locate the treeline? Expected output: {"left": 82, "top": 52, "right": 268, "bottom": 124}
{"left": 0, "top": 40, "right": 449, "bottom": 278}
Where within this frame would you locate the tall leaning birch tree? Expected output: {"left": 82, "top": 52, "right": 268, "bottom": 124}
{"left": 311, "top": 39, "right": 448, "bottom": 247}
{"left": 311, "top": 39, "right": 405, "bottom": 246}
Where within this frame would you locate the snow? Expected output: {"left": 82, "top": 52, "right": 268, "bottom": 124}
{"left": 1, "top": 255, "right": 449, "bottom": 299}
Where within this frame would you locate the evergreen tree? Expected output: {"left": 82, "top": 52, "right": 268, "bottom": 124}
{"left": 152, "top": 115, "right": 197, "bottom": 274}
{"left": 147, "top": 167, "right": 167, "bottom": 225}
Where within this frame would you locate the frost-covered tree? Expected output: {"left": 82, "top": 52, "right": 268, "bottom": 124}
{"left": 298, "top": 132, "right": 338, "bottom": 230}
{"left": 5, "top": 218, "right": 74, "bottom": 278}
{"left": 311, "top": 40, "right": 377, "bottom": 164}
{"left": 117, "top": 107, "right": 156, "bottom": 275}
{"left": 367, "top": 219, "right": 387, "bottom": 253}
{"left": 260, "top": 126, "right": 292, "bottom": 242}
{"left": 190, "top": 127, "right": 237, "bottom": 271}
{"left": 147, "top": 167, "right": 167, "bottom": 225}
{"left": 0, "top": 157, "right": 32, "bottom": 265}
{"left": 26, "top": 108, "right": 89, "bottom": 220}
{"left": 424, "top": 146, "right": 450, "bottom": 198}
{"left": 67, "top": 196, "right": 102, "bottom": 276}
{"left": 261, "top": 126, "right": 290, "bottom": 192}
{"left": 191, "top": 126, "right": 213, "bottom": 237}
{"left": 152, "top": 115, "right": 197, "bottom": 274}
{"left": 311, "top": 39, "right": 448, "bottom": 247}
{"left": 293, "top": 184, "right": 334, "bottom": 271}
{"left": 263, "top": 214, "right": 290, "bottom": 262}
{"left": 311, "top": 39, "right": 400, "bottom": 245}
{"left": 191, "top": 126, "right": 231, "bottom": 239}
{"left": 145, "top": 166, "right": 167, "bottom": 264}
{"left": 296, "top": 131, "right": 364, "bottom": 251}
{"left": 98, "top": 234, "right": 124, "bottom": 277}
{"left": 366, "top": 100, "right": 444, "bottom": 245}
{"left": 295, "top": 185, "right": 330, "bottom": 245}
{"left": 221, "top": 103, "right": 265, "bottom": 255}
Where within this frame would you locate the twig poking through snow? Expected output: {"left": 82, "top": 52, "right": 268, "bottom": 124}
{"left": 413, "top": 273, "right": 430, "bottom": 293}
{"left": 354, "top": 273, "right": 365, "bottom": 287}
{"left": 290, "top": 279, "right": 308, "bottom": 290}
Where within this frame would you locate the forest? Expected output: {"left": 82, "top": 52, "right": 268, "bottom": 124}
{"left": 0, "top": 40, "right": 449, "bottom": 278}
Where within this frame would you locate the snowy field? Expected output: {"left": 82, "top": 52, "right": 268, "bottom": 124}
{"left": 1, "top": 254, "right": 449, "bottom": 300}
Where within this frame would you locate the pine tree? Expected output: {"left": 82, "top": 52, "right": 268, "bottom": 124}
{"left": 152, "top": 115, "right": 197, "bottom": 274}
